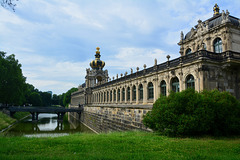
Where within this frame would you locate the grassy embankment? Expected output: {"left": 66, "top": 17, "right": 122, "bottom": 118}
{"left": 0, "top": 131, "right": 239, "bottom": 160}
{"left": 0, "top": 111, "right": 30, "bottom": 131}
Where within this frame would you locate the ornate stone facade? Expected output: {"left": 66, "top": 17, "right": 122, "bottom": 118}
{"left": 70, "top": 5, "right": 240, "bottom": 132}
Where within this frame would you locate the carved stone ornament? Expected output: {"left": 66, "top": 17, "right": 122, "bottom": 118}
{"left": 143, "top": 64, "right": 147, "bottom": 69}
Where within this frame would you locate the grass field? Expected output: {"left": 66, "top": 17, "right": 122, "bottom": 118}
{"left": 0, "top": 131, "right": 239, "bottom": 160}
{"left": 0, "top": 111, "right": 29, "bottom": 131}
{"left": 0, "top": 112, "right": 16, "bottom": 131}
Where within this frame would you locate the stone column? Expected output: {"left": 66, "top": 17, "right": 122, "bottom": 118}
{"left": 99, "top": 93, "right": 101, "bottom": 103}
{"left": 206, "top": 37, "right": 211, "bottom": 52}
{"left": 120, "top": 88, "right": 122, "bottom": 103}
{"left": 179, "top": 75, "right": 184, "bottom": 92}
{"left": 136, "top": 84, "right": 139, "bottom": 104}
{"left": 124, "top": 87, "right": 127, "bottom": 104}
{"left": 116, "top": 89, "right": 118, "bottom": 103}
{"left": 199, "top": 71, "right": 205, "bottom": 91}
{"left": 143, "top": 81, "right": 148, "bottom": 104}
{"left": 154, "top": 79, "right": 159, "bottom": 102}
{"left": 166, "top": 77, "right": 171, "bottom": 96}
{"left": 111, "top": 90, "right": 114, "bottom": 103}
{"left": 130, "top": 85, "right": 132, "bottom": 104}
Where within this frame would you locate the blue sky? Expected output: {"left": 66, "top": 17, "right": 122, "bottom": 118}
{"left": 1, "top": 0, "right": 240, "bottom": 95}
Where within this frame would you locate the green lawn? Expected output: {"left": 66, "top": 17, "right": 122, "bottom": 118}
{"left": 0, "top": 131, "right": 239, "bottom": 160}
{"left": 12, "top": 112, "right": 30, "bottom": 121}
{"left": 0, "top": 112, "right": 16, "bottom": 131}
{"left": 0, "top": 111, "right": 30, "bottom": 131}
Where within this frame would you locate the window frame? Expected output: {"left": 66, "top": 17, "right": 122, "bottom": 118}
{"left": 160, "top": 80, "right": 167, "bottom": 96}
{"left": 148, "top": 82, "right": 154, "bottom": 99}
{"left": 139, "top": 84, "right": 143, "bottom": 100}
{"left": 171, "top": 77, "right": 180, "bottom": 93}
{"left": 186, "top": 48, "right": 192, "bottom": 55}
{"left": 132, "top": 85, "right": 136, "bottom": 101}
{"left": 186, "top": 75, "right": 195, "bottom": 89}
{"left": 214, "top": 38, "right": 222, "bottom": 53}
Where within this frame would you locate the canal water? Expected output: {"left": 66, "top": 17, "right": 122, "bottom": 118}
{"left": 4, "top": 113, "right": 94, "bottom": 137}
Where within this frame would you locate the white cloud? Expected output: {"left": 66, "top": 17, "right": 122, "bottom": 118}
{"left": 1, "top": 0, "right": 239, "bottom": 95}
{"left": 28, "top": 79, "right": 76, "bottom": 95}
{"left": 14, "top": 52, "right": 89, "bottom": 94}
{"left": 106, "top": 47, "right": 168, "bottom": 75}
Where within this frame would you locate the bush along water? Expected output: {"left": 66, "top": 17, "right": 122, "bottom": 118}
{"left": 143, "top": 89, "right": 240, "bottom": 137}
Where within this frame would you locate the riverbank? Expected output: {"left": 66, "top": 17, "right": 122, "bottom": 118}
{"left": 0, "top": 131, "right": 239, "bottom": 160}
{"left": 0, "top": 111, "right": 30, "bottom": 132}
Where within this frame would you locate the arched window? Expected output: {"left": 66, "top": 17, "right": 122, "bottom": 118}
{"left": 122, "top": 88, "right": 125, "bottom": 101}
{"left": 186, "top": 48, "right": 192, "bottom": 55}
{"left": 148, "top": 82, "right": 154, "bottom": 99}
{"left": 171, "top": 77, "right": 180, "bottom": 92}
{"left": 160, "top": 80, "right": 166, "bottom": 96}
{"left": 139, "top": 84, "right": 143, "bottom": 100}
{"left": 114, "top": 89, "right": 116, "bottom": 101}
{"left": 214, "top": 38, "right": 222, "bottom": 53}
{"left": 186, "top": 74, "right": 195, "bottom": 89}
{"left": 110, "top": 91, "right": 112, "bottom": 102}
{"left": 117, "top": 89, "right": 120, "bottom": 102}
{"left": 127, "top": 87, "right": 130, "bottom": 101}
{"left": 132, "top": 85, "right": 136, "bottom": 101}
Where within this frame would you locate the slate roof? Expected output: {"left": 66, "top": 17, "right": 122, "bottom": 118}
{"left": 184, "top": 14, "right": 239, "bottom": 40}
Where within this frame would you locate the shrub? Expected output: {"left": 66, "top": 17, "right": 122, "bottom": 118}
{"left": 143, "top": 89, "right": 240, "bottom": 136}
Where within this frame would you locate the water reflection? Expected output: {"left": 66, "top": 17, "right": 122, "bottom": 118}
{"left": 5, "top": 113, "right": 94, "bottom": 137}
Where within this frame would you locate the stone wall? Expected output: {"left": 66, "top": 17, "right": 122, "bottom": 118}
{"left": 69, "top": 105, "right": 151, "bottom": 133}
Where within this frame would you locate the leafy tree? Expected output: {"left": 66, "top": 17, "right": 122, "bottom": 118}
{"left": 28, "top": 92, "right": 42, "bottom": 106}
{"left": 23, "top": 83, "right": 39, "bottom": 105}
{"left": 59, "top": 93, "right": 65, "bottom": 107}
{"left": 51, "top": 94, "right": 60, "bottom": 106}
{"left": 143, "top": 89, "right": 240, "bottom": 136}
{"left": 63, "top": 88, "right": 78, "bottom": 107}
{"left": 0, "top": 51, "right": 26, "bottom": 105}
{"left": 39, "top": 92, "right": 51, "bottom": 106}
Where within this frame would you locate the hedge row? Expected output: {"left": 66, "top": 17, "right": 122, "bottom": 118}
{"left": 143, "top": 89, "right": 240, "bottom": 136}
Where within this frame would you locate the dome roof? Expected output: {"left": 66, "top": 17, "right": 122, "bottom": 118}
{"left": 184, "top": 5, "right": 240, "bottom": 40}
{"left": 90, "top": 47, "right": 105, "bottom": 70}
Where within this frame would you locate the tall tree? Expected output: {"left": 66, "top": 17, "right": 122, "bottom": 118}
{"left": 23, "top": 83, "right": 38, "bottom": 105}
{"left": 40, "top": 92, "right": 51, "bottom": 106}
{"left": 28, "top": 92, "right": 42, "bottom": 106}
{"left": 51, "top": 94, "right": 60, "bottom": 106}
{"left": 63, "top": 88, "right": 78, "bottom": 107}
{"left": 0, "top": 51, "right": 26, "bottom": 105}
{"left": 59, "top": 93, "right": 65, "bottom": 107}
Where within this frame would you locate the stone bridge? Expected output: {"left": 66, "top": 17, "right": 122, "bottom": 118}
{"left": 7, "top": 106, "right": 83, "bottom": 122}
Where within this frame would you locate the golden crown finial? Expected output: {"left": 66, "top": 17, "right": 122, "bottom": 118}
{"left": 96, "top": 47, "right": 100, "bottom": 54}
{"left": 213, "top": 3, "right": 220, "bottom": 16}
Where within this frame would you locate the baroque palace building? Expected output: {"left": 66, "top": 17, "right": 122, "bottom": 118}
{"left": 70, "top": 4, "right": 240, "bottom": 132}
